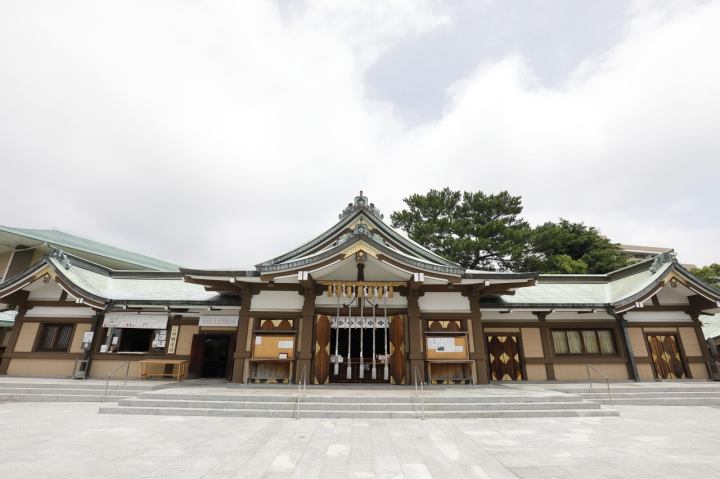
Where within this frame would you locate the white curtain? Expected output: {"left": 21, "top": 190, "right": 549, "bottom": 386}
{"left": 598, "top": 330, "right": 615, "bottom": 354}
{"left": 552, "top": 331, "right": 568, "bottom": 354}
{"left": 582, "top": 331, "right": 599, "bottom": 354}
{"left": 567, "top": 331, "right": 583, "bottom": 354}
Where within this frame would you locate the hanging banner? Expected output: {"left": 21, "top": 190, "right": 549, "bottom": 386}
{"left": 103, "top": 313, "right": 169, "bottom": 329}
{"left": 199, "top": 315, "right": 239, "bottom": 327}
{"left": 331, "top": 316, "right": 389, "bottom": 328}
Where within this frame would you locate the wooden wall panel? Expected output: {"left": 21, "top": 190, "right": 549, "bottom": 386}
{"left": 520, "top": 328, "right": 544, "bottom": 358}
{"left": 176, "top": 325, "right": 199, "bottom": 356}
{"left": 525, "top": 364, "right": 547, "bottom": 381}
{"left": 88, "top": 359, "right": 141, "bottom": 378}
{"left": 636, "top": 362, "right": 655, "bottom": 380}
{"left": 70, "top": 323, "right": 92, "bottom": 353}
{"left": 678, "top": 327, "right": 702, "bottom": 356}
{"left": 554, "top": 363, "right": 629, "bottom": 380}
{"left": 627, "top": 328, "right": 648, "bottom": 357}
{"left": 7, "top": 358, "right": 76, "bottom": 376}
{"left": 690, "top": 363, "right": 709, "bottom": 379}
{"left": 14, "top": 322, "right": 40, "bottom": 352}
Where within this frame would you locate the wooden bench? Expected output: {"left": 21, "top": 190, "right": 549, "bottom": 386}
{"left": 138, "top": 359, "right": 188, "bottom": 381}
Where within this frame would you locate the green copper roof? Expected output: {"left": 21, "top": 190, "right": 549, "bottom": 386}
{"left": 0, "top": 225, "right": 180, "bottom": 272}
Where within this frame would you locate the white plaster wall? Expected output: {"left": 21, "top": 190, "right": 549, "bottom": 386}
{"left": 480, "top": 311, "right": 537, "bottom": 321}
{"left": 26, "top": 282, "right": 64, "bottom": 301}
{"left": 25, "top": 306, "right": 96, "bottom": 318}
{"left": 418, "top": 292, "right": 470, "bottom": 313}
{"left": 251, "top": 290, "right": 304, "bottom": 311}
{"left": 625, "top": 311, "right": 692, "bottom": 322}
{"left": 545, "top": 312, "right": 613, "bottom": 321}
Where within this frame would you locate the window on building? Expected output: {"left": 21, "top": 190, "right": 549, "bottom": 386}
{"left": 36, "top": 324, "right": 73, "bottom": 352}
{"left": 101, "top": 328, "right": 166, "bottom": 353}
{"left": 552, "top": 329, "right": 616, "bottom": 355}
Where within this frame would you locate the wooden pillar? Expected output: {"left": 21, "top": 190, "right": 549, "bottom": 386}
{"left": 231, "top": 289, "right": 254, "bottom": 383}
{"left": 296, "top": 288, "right": 315, "bottom": 384}
{"left": 534, "top": 312, "right": 556, "bottom": 380}
{"left": 607, "top": 308, "right": 639, "bottom": 381}
{"left": 0, "top": 306, "right": 28, "bottom": 375}
{"left": 468, "top": 293, "right": 489, "bottom": 384}
{"left": 690, "top": 311, "right": 713, "bottom": 362}
{"left": 406, "top": 290, "right": 424, "bottom": 384}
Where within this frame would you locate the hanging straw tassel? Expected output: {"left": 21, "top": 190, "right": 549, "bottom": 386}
{"left": 336, "top": 284, "right": 342, "bottom": 297}
{"left": 327, "top": 285, "right": 332, "bottom": 297}
{"left": 346, "top": 285, "right": 352, "bottom": 299}
{"left": 388, "top": 286, "right": 394, "bottom": 298}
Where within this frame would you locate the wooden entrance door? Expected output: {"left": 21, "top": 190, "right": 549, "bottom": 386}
{"left": 487, "top": 335, "right": 524, "bottom": 381}
{"left": 388, "top": 315, "right": 405, "bottom": 385}
{"left": 648, "top": 335, "right": 687, "bottom": 379}
{"left": 314, "top": 315, "right": 331, "bottom": 384}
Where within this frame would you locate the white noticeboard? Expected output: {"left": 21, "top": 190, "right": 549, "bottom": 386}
{"left": 199, "top": 315, "right": 239, "bottom": 327}
{"left": 427, "top": 337, "right": 457, "bottom": 352}
{"left": 103, "top": 313, "right": 168, "bottom": 329}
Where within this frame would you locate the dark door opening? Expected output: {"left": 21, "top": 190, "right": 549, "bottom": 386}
{"left": 329, "top": 326, "right": 389, "bottom": 383}
{"left": 189, "top": 333, "right": 236, "bottom": 380}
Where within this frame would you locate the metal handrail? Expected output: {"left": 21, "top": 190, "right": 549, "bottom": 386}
{"left": 294, "top": 365, "right": 307, "bottom": 420}
{"left": 414, "top": 366, "right": 425, "bottom": 420}
{"left": 586, "top": 363, "right": 612, "bottom": 405}
{"left": 103, "top": 360, "right": 130, "bottom": 403}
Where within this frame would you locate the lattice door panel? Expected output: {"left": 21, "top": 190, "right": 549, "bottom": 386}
{"left": 648, "top": 335, "right": 686, "bottom": 379}
{"left": 314, "top": 315, "right": 331, "bottom": 384}
{"left": 487, "top": 335, "right": 524, "bottom": 381}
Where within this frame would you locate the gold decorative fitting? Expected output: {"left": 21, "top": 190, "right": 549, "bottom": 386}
{"left": 42, "top": 272, "right": 51, "bottom": 284}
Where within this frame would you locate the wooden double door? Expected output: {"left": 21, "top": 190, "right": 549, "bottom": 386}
{"left": 487, "top": 334, "right": 524, "bottom": 381}
{"left": 647, "top": 334, "right": 687, "bottom": 379}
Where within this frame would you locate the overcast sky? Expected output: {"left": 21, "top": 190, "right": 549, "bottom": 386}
{"left": 1, "top": 0, "right": 718, "bottom": 270}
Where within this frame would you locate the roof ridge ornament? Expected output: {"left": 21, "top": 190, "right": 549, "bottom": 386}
{"left": 650, "top": 250, "right": 674, "bottom": 273}
{"left": 50, "top": 246, "right": 71, "bottom": 270}
{"left": 339, "top": 190, "right": 384, "bottom": 220}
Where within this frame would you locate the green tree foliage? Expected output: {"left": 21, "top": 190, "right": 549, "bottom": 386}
{"left": 523, "top": 219, "right": 628, "bottom": 274}
{"left": 690, "top": 264, "right": 720, "bottom": 289}
{"left": 390, "top": 188, "right": 531, "bottom": 271}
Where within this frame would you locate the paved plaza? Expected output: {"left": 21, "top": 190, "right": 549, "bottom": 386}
{"left": 2, "top": 388, "right": 720, "bottom": 478}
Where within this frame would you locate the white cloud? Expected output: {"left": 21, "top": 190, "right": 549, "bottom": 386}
{"left": 0, "top": 0, "right": 718, "bottom": 269}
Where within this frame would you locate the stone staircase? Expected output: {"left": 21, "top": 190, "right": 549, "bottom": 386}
{"left": 98, "top": 385, "right": 619, "bottom": 418}
{"left": 0, "top": 380, "right": 165, "bottom": 403}
{"left": 555, "top": 383, "right": 720, "bottom": 406}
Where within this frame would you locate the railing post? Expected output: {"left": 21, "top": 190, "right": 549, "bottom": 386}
{"left": 586, "top": 363, "right": 612, "bottom": 406}
{"left": 414, "top": 366, "right": 425, "bottom": 420}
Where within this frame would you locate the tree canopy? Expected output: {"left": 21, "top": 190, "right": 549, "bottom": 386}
{"left": 690, "top": 264, "right": 720, "bottom": 289}
{"left": 391, "top": 188, "right": 628, "bottom": 274}
{"left": 390, "top": 188, "right": 531, "bottom": 271}
{"left": 524, "top": 219, "right": 629, "bottom": 274}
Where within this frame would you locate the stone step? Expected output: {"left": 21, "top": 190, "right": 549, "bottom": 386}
{"left": 586, "top": 397, "right": 720, "bottom": 406}
{"left": 556, "top": 386, "right": 720, "bottom": 394}
{"left": 578, "top": 391, "right": 720, "bottom": 399}
{"left": 0, "top": 393, "right": 131, "bottom": 402}
{"left": 115, "top": 398, "right": 602, "bottom": 412}
{"left": 0, "top": 382, "right": 160, "bottom": 391}
{"left": 132, "top": 392, "right": 580, "bottom": 404}
{"left": 98, "top": 406, "right": 619, "bottom": 419}
{"left": 0, "top": 387, "right": 147, "bottom": 396}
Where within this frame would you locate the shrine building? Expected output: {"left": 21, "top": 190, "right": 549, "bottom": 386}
{"left": 1, "top": 192, "right": 719, "bottom": 385}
